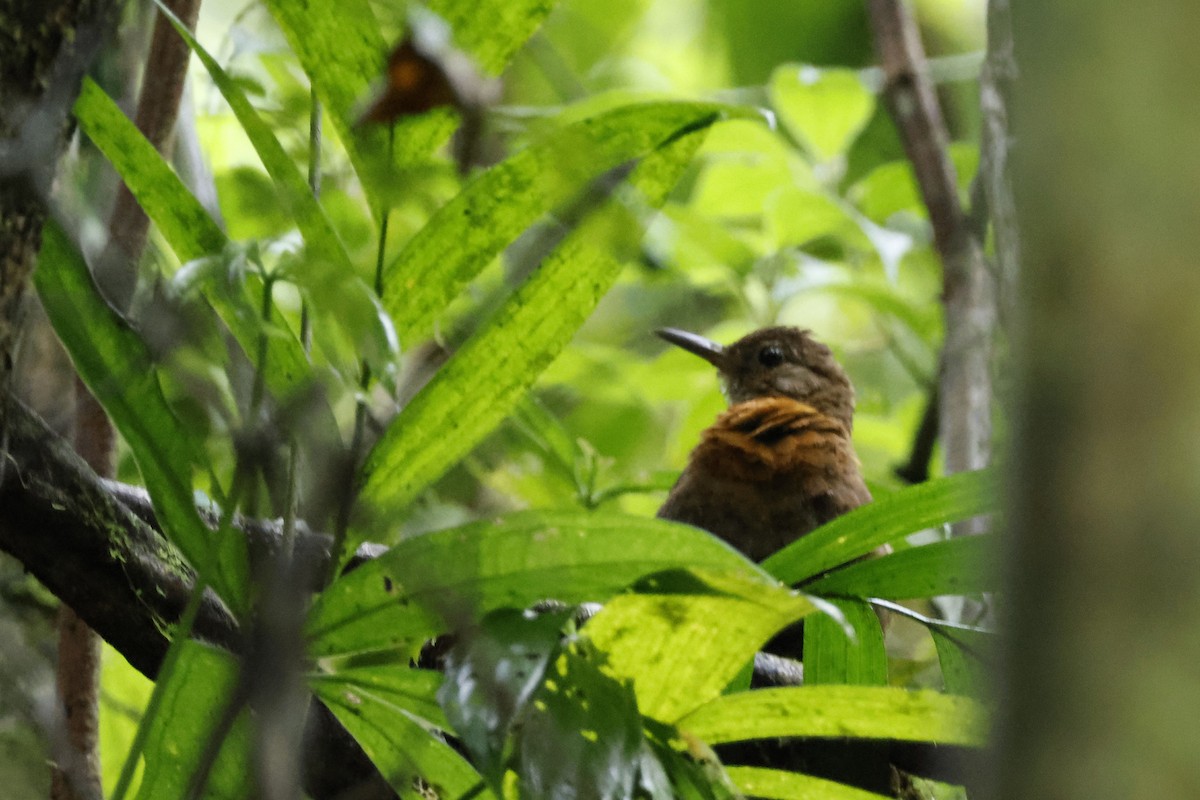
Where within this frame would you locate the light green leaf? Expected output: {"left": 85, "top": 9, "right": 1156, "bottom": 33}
{"left": 583, "top": 569, "right": 815, "bottom": 723}
{"left": 72, "top": 78, "right": 327, "bottom": 417}
{"left": 36, "top": 224, "right": 248, "bottom": 609}
{"left": 74, "top": 77, "right": 225, "bottom": 257}
{"left": 306, "top": 511, "right": 760, "bottom": 658}
{"left": 133, "top": 643, "right": 250, "bottom": 800}
{"left": 154, "top": 0, "right": 355, "bottom": 277}
{"left": 357, "top": 112, "right": 720, "bottom": 526}
{"left": 770, "top": 65, "right": 875, "bottom": 162}
{"left": 725, "top": 766, "right": 893, "bottom": 800}
{"left": 763, "top": 469, "right": 997, "bottom": 585}
{"left": 803, "top": 598, "right": 886, "bottom": 686}
{"left": 426, "top": 0, "right": 561, "bottom": 75}
{"left": 385, "top": 102, "right": 736, "bottom": 347}
{"left": 680, "top": 686, "right": 986, "bottom": 746}
{"left": 805, "top": 535, "right": 995, "bottom": 599}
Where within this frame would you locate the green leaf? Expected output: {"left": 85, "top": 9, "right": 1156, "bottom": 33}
{"left": 426, "top": 0, "right": 561, "bottom": 75}
{"left": 763, "top": 469, "right": 997, "bottom": 585}
{"left": 438, "top": 609, "right": 567, "bottom": 782}
{"left": 583, "top": 569, "right": 816, "bottom": 723}
{"left": 154, "top": 0, "right": 355, "bottom": 277}
{"left": 770, "top": 65, "right": 875, "bottom": 162}
{"left": 805, "top": 535, "right": 995, "bottom": 599}
{"left": 803, "top": 598, "right": 887, "bottom": 686}
{"left": 516, "top": 644, "right": 644, "bottom": 800}
{"left": 930, "top": 627, "right": 991, "bottom": 697}
{"left": 725, "top": 766, "right": 893, "bottom": 800}
{"left": 133, "top": 643, "right": 251, "bottom": 800}
{"left": 680, "top": 686, "right": 986, "bottom": 746}
{"left": 308, "top": 667, "right": 447, "bottom": 729}
{"left": 73, "top": 78, "right": 330, "bottom": 424}
{"left": 306, "top": 511, "right": 760, "bottom": 658}
{"left": 74, "top": 77, "right": 225, "bottom": 257}
{"left": 358, "top": 112, "right": 720, "bottom": 525}
{"left": 385, "top": 102, "right": 736, "bottom": 347}
{"left": 35, "top": 224, "right": 248, "bottom": 609}
{"left": 261, "top": 0, "right": 385, "bottom": 188}
{"left": 314, "top": 681, "right": 489, "bottom": 800}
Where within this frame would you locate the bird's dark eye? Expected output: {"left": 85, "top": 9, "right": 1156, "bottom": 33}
{"left": 758, "top": 344, "right": 785, "bottom": 367}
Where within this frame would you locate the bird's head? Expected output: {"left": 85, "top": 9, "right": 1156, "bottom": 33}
{"left": 656, "top": 326, "right": 857, "bottom": 431}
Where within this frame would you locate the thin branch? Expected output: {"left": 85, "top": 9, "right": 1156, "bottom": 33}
{"left": 865, "top": 0, "right": 995, "bottom": 520}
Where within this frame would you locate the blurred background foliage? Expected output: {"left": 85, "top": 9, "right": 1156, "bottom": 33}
{"left": 2, "top": 0, "right": 991, "bottom": 794}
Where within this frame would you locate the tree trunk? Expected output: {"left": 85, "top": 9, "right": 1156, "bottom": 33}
{"left": 996, "top": 3, "right": 1200, "bottom": 796}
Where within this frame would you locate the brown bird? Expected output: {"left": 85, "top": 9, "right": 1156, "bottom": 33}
{"left": 656, "top": 326, "right": 871, "bottom": 561}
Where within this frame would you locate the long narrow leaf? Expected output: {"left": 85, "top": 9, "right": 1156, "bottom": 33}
{"left": 306, "top": 511, "right": 761, "bottom": 658}
{"left": 36, "top": 223, "right": 248, "bottom": 609}
{"left": 804, "top": 535, "right": 995, "bottom": 599}
{"left": 386, "top": 102, "right": 737, "bottom": 347}
{"left": 358, "top": 113, "right": 721, "bottom": 526}
{"left": 763, "top": 469, "right": 997, "bottom": 584}
{"left": 724, "top": 766, "right": 892, "bottom": 800}
{"left": 680, "top": 686, "right": 986, "bottom": 746}
{"left": 426, "top": 0, "right": 561, "bottom": 75}
{"left": 803, "top": 598, "right": 886, "bottom": 686}
{"left": 73, "top": 78, "right": 330, "bottom": 422}
{"left": 314, "top": 682, "right": 491, "bottom": 799}
{"left": 132, "top": 642, "right": 251, "bottom": 799}
{"left": 154, "top": 0, "right": 355, "bottom": 277}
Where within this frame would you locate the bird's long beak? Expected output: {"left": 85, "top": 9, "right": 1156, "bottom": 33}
{"left": 655, "top": 327, "right": 726, "bottom": 369}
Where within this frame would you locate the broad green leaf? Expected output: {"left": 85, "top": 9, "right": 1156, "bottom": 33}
{"left": 306, "top": 511, "right": 760, "bottom": 658}
{"left": 850, "top": 143, "right": 980, "bottom": 222}
{"left": 155, "top": 1, "right": 355, "bottom": 278}
{"left": 385, "top": 102, "right": 735, "bottom": 347}
{"left": 680, "top": 686, "right": 985, "bottom": 746}
{"left": 133, "top": 643, "right": 251, "bottom": 800}
{"left": 771, "top": 65, "right": 875, "bottom": 162}
{"left": 584, "top": 569, "right": 816, "bottom": 722}
{"left": 308, "top": 667, "right": 447, "bottom": 729}
{"left": 803, "top": 598, "right": 886, "bottom": 686}
{"left": 763, "top": 469, "right": 997, "bottom": 585}
{"left": 805, "top": 535, "right": 995, "bottom": 599}
{"left": 315, "top": 682, "right": 490, "bottom": 800}
{"left": 426, "top": 0, "right": 561, "bottom": 75}
{"left": 931, "top": 627, "right": 991, "bottom": 697}
{"left": 765, "top": 186, "right": 869, "bottom": 251}
{"left": 73, "top": 78, "right": 330, "bottom": 421}
{"left": 36, "top": 224, "right": 248, "bottom": 609}
{"left": 725, "top": 766, "right": 893, "bottom": 800}
{"left": 357, "top": 113, "right": 720, "bottom": 526}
